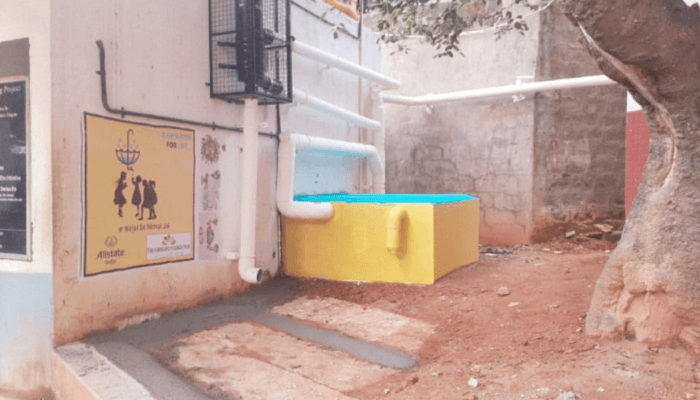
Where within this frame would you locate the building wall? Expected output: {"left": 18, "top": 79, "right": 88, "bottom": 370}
{"left": 50, "top": 0, "right": 381, "bottom": 345}
{"left": 0, "top": 0, "right": 54, "bottom": 396}
{"left": 381, "top": 4, "right": 627, "bottom": 245}
{"left": 531, "top": 4, "right": 627, "bottom": 239}
{"left": 382, "top": 10, "right": 541, "bottom": 245}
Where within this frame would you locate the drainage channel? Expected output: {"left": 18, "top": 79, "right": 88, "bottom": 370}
{"left": 83, "top": 278, "right": 417, "bottom": 399}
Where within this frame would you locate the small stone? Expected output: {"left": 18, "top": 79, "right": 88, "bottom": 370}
{"left": 536, "top": 387, "right": 551, "bottom": 397}
{"left": 431, "top": 372, "right": 441, "bottom": 377}
{"left": 565, "top": 230, "right": 576, "bottom": 239}
{"left": 468, "top": 377, "right": 479, "bottom": 388}
{"left": 549, "top": 304, "right": 559, "bottom": 309}
{"left": 384, "top": 388, "right": 391, "bottom": 394}
{"left": 597, "top": 387, "right": 606, "bottom": 393}
{"left": 470, "top": 364, "right": 482, "bottom": 373}
{"left": 497, "top": 286, "right": 511, "bottom": 296}
{"left": 508, "top": 302, "right": 521, "bottom": 307}
{"left": 594, "top": 223, "right": 613, "bottom": 233}
{"left": 576, "top": 327, "right": 582, "bottom": 333}
{"left": 686, "top": 393, "right": 695, "bottom": 400}
{"left": 556, "top": 392, "right": 577, "bottom": 400}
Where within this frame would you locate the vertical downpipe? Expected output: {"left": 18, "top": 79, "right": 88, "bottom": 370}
{"left": 239, "top": 97, "right": 263, "bottom": 284}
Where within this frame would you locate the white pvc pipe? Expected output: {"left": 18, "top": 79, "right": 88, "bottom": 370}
{"left": 277, "top": 133, "right": 385, "bottom": 220}
{"left": 293, "top": 88, "right": 382, "bottom": 130}
{"left": 381, "top": 75, "right": 617, "bottom": 106}
{"left": 238, "top": 98, "right": 263, "bottom": 284}
{"left": 293, "top": 41, "right": 401, "bottom": 89}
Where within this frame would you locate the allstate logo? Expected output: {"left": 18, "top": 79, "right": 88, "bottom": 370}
{"left": 105, "top": 236, "right": 118, "bottom": 248}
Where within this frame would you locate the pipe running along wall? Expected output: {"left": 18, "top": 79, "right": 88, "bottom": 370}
{"left": 238, "top": 98, "right": 263, "bottom": 284}
{"left": 292, "top": 41, "right": 400, "bottom": 89}
{"left": 381, "top": 75, "right": 616, "bottom": 106}
{"left": 277, "top": 133, "right": 385, "bottom": 220}
{"left": 292, "top": 88, "right": 382, "bottom": 130}
{"left": 95, "top": 41, "right": 277, "bottom": 138}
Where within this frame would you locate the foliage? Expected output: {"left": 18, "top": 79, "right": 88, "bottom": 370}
{"left": 369, "top": 0, "right": 549, "bottom": 57}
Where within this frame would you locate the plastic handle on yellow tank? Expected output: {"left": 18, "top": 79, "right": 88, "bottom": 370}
{"left": 386, "top": 205, "right": 407, "bottom": 256}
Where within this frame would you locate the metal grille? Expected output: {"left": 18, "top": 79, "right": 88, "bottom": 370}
{"left": 209, "top": 0, "right": 292, "bottom": 104}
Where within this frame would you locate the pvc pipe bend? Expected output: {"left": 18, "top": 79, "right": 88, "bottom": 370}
{"left": 277, "top": 133, "right": 385, "bottom": 221}
{"left": 278, "top": 201, "right": 334, "bottom": 221}
{"left": 386, "top": 205, "right": 407, "bottom": 256}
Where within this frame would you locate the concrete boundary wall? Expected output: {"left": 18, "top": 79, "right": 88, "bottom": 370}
{"left": 382, "top": 11, "right": 540, "bottom": 245}
{"left": 381, "top": 4, "right": 626, "bottom": 245}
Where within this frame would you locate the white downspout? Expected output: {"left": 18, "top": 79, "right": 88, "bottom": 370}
{"left": 238, "top": 98, "right": 263, "bottom": 284}
{"left": 277, "top": 133, "right": 385, "bottom": 220}
{"left": 381, "top": 75, "right": 616, "bottom": 106}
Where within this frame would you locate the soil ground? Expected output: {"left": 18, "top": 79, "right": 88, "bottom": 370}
{"left": 148, "top": 234, "right": 700, "bottom": 400}
{"left": 296, "top": 243, "right": 700, "bottom": 400}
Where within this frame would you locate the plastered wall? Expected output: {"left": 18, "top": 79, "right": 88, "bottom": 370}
{"left": 531, "top": 4, "right": 626, "bottom": 239}
{"left": 381, "top": 3, "right": 626, "bottom": 245}
{"left": 50, "top": 0, "right": 382, "bottom": 345}
{"left": 382, "top": 11, "right": 540, "bottom": 245}
{"left": 0, "top": 0, "right": 54, "bottom": 396}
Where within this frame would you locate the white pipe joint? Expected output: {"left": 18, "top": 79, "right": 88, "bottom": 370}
{"left": 292, "top": 41, "right": 401, "bottom": 89}
{"left": 277, "top": 133, "right": 385, "bottom": 221}
{"left": 381, "top": 75, "right": 617, "bottom": 106}
{"left": 238, "top": 98, "right": 263, "bottom": 284}
{"left": 293, "top": 88, "right": 382, "bottom": 130}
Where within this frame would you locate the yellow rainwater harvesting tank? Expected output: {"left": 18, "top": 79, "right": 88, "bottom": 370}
{"left": 283, "top": 194, "right": 479, "bottom": 284}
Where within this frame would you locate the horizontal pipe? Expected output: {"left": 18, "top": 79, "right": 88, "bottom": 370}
{"left": 277, "top": 133, "right": 385, "bottom": 220}
{"left": 293, "top": 88, "right": 382, "bottom": 130}
{"left": 381, "top": 75, "right": 617, "bottom": 106}
{"left": 96, "top": 40, "right": 277, "bottom": 138}
{"left": 292, "top": 41, "right": 401, "bottom": 89}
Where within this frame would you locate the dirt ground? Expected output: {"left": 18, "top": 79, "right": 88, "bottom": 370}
{"left": 298, "top": 241, "right": 700, "bottom": 400}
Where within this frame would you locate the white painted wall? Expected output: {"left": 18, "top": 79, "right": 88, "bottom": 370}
{"left": 49, "top": 0, "right": 383, "bottom": 345}
{"left": 0, "top": 0, "right": 54, "bottom": 395}
{"left": 0, "top": 0, "right": 52, "bottom": 274}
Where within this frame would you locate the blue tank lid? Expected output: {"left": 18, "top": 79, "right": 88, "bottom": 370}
{"left": 294, "top": 193, "right": 478, "bottom": 204}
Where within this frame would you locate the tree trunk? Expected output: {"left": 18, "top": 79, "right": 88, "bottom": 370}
{"left": 561, "top": 0, "right": 700, "bottom": 350}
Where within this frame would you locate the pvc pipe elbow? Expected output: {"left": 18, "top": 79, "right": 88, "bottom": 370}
{"left": 386, "top": 205, "right": 407, "bottom": 256}
{"left": 239, "top": 256, "right": 263, "bottom": 284}
{"left": 278, "top": 201, "right": 334, "bottom": 221}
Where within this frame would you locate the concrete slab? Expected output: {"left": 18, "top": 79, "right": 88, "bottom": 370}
{"left": 59, "top": 280, "right": 427, "bottom": 399}
{"left": 54, "top": 343, "right": 154, "bottom": 400}
{"left": 271, "top": 297, "right": 436, "bottom": 355}
{"left": 152, "top": 321, "right": 395, "bottom": 395}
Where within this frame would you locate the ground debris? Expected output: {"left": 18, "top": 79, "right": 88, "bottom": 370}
{"left": 556, "top": 392, "right": 577, "bottom": 400}
{"left": 497, "top": 286, "right": 511, "bottom": 296}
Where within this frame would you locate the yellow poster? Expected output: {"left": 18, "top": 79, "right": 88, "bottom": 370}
{"left": 84, "top": 114, "right": 195, "bottom": 275}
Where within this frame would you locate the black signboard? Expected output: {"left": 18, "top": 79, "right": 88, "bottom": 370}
{"left": 0, "top": 79, "right": 29, "bottom": 259}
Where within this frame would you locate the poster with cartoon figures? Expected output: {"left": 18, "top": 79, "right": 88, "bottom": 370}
{"left": 84, "top": 114, "right": 194, "bottom": 275}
